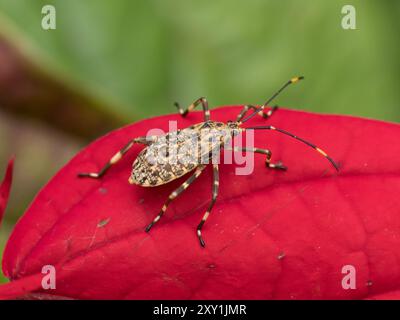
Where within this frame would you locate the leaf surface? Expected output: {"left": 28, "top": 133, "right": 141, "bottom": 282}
{"left": 1, "top": 107, "right": 400, "bottom": 299}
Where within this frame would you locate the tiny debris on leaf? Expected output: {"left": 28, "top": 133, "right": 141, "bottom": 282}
{"left": 97, "top": 218, "right": 111, "bottom": 228}
{"left": 277, "top": 252, "right": 286, "bottom": 260}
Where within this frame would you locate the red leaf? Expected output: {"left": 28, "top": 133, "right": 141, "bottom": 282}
{"left": 0, "top": 158, "right": 13, "bottom": 228}
{"left": 1, "top": 107, "right": 400, "bottom": 300}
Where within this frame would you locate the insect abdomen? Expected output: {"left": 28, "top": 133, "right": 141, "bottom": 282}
{"left": 131, "top": 153, "right": 198, "bottom": 187}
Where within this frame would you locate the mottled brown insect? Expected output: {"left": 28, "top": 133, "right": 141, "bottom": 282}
{"left": 78, "top": 77, "right": 339, "bottom": 247}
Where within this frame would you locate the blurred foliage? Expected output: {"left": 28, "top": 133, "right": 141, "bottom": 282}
{"left": 0, "top": 114, "right": 81, "bottom": 283}
{"left": 0, "top": 34, "right": 127, "bottom": 139}
{"left": 0, "top": 225, "right": 8, "bottom": 283}
{"left": 0, "top": 0, "right": 399, "bottom": 283}
{"left": 0, "top": 0, "right": 399, "bottom": 120}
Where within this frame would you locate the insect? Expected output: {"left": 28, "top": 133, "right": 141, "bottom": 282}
{"left": 78, "top": 76, "right": 339, "bottom": 247}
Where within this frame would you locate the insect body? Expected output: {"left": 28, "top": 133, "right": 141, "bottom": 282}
{"left": 129, "top": 121, "right": 236, "bottom": 187}
{"left": 78, "top": 77, "right": 339, "bottom": 247}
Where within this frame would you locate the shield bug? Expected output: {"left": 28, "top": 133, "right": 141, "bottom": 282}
{"left": 78, "top": 76, "right": 339, "bottom": 247}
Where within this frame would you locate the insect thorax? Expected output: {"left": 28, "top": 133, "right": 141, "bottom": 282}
{"left": 130, "top": 122, "right": 233, "bottom": 186}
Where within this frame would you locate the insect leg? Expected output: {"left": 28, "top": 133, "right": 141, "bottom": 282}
{"left": 225, "top": 146, "right": 287, "bottom": 170}
{"left": 174, "top": 97, "right": 211, "bottom": 121}
{"left": 77, "top": 136, "right": 157, "bottom": 179}
{"left": 197, "top": 164, "right": 219, "bottom": 247}
{"left": 245, "top": 125, "right": 340, "bottom": 171}
{"left": 145, "top": 165, "right": 206, "bottom": 233}
{"left": 236, "top": 104, "right": 279, "bottom": 122}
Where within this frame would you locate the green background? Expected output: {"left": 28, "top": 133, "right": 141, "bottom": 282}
{"left": 0, "top": 0, "right": 399, "bottom": 283}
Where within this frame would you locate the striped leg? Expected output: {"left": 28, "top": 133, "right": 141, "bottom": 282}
{"left": 145, "top": 165, "right": 206, "bottom": 233}
{"left": 225, "top": 146, "right": 287, "bottom": 170}
{"left": 78, "top": 136, "right": 157, "bottom": 179}
{"left": 244, "top": 125, "right": 340, "bottom": 171}
{"left": 197, "top": 164, "right": 219, "bottom": 247}
{"left": 175, "top": 97, "right": 211, "bottom": 121}
{"left": 236, "top": 104, "right": 279, "bottom": 122}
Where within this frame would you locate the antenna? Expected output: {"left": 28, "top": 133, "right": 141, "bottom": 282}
{"left": 241, "top": 76, "right": 304, "bottom": 123}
